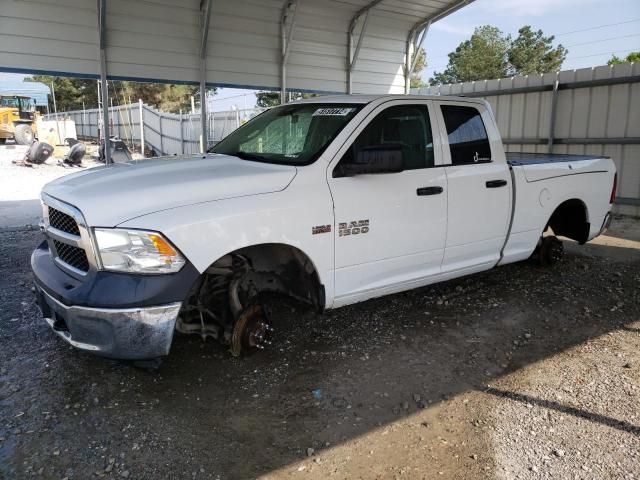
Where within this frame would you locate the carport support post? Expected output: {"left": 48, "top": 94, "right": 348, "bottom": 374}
{"left": 547, "top": 77, "right": 560, "bottom": 154}
{"left": 138, "top": 99, "right": 145, "bottom": 157}
{"left": 404, "top": 0, "right": 474, "bottom": 94}
{"left": 280, "top": 0, "right": 299, "bottom": 104}
{"left": 199, "top": 0, "right": 213, "bottom": 153}
{"left": 347, "top": 0, "right": 383, "bottom": 94}
{"left": 404, "top": 21, "right": 430, "bottom": 94}
{"left": 98, "top": 0, "right": 111, "bottom": 164}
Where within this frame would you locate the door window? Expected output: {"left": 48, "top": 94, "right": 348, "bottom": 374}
{"left": 336, "top": 105, "right": 434, "bottom": 174}
{"left": 440, "top": 105, "right": 491, "bottom": 165}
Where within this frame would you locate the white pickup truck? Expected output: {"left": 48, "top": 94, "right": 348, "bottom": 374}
{"left": 32, "top": 95, "right": 617, "bottom": 361}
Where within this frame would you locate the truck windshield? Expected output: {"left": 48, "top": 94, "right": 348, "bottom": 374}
{"left": 210, "top": 103, "right": 362, "bottom": 166}
{"left": 0, "top": 97, "right": 20, "bottom": 108}
{"left": 0, "top": 97, "right": 35, "bottom": 112}
{"left": 19, "top": 97, "right": 35, "bottom": 112}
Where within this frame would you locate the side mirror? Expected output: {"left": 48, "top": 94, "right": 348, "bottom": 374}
{"left": 336, "top": 145, "right": 404, "bottom": 177}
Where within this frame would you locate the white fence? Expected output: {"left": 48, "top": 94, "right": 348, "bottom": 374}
{"left": 413, "top": 63, "right": 640, "bottom": 216}
{"left": 46, "top": 103, "right": 266, "bottom": 156}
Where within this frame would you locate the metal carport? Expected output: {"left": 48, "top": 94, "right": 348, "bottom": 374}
{"left": 0, "top": 0, "right": 474, "bottom": 161}
{"left": 0, "top": 80, "right": 50, "bottom": 107}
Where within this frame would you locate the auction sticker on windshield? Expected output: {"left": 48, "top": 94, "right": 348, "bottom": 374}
{"left": 313, "top": 107, "right": 355, "bottom": 116}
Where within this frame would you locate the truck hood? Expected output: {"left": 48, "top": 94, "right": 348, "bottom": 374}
{"left": 43, "top": 154, "right": 297, "bottom": 226}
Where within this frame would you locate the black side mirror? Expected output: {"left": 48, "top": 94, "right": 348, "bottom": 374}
{"left": 335, "top": 145, "right": 404, "bottom": 177}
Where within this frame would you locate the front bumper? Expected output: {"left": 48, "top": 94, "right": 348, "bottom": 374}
{"left": 32, "top": 240, "right": 200, "bottom": 360}
{"left": 35, "top": 286, "right": 181, "bottom": 359}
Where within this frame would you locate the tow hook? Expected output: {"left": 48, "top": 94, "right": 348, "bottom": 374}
{"left": 230, "top": 303, "right": 274, "bottom": 357}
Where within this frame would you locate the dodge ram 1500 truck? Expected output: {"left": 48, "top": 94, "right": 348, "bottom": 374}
{"left": 32, "top": 95, "right": 617, "bottom": 360}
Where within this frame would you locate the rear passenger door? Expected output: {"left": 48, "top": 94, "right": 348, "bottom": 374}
{"left": 328, "top": 101, "right": 447, "bottom": 305}
{"left": 435, "top": 101, "right": 511, "bottom": 271}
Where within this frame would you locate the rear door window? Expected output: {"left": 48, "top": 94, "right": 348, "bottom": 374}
{"left": 440, "top": 105, "right": 491, "bottom": 165}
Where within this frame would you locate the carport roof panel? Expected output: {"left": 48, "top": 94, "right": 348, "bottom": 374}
{"left": 0, "top": 0, "right": 471, "bottom": 93}
{"left": 0, "top": 80, "right": 50, "bottom": 106}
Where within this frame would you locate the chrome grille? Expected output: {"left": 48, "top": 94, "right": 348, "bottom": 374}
{"left": 48, "top": 207, "right": 80, "bottom": 236}
{"left": 42, "top": 194, "right": 97, "bottom": 279}
{"left": 53, "top": 240, "right": 90, "bottom": 273}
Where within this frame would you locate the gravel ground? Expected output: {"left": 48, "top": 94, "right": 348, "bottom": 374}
{"left": 0, "top": 218, "right": 638, "bottom": 480}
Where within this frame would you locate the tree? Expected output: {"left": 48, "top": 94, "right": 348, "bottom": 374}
{"left": 255, "top": 91, "right": 317, "bottom": 107}
{"left": 26, "top": 75, "right": 98, "bottom": 112}
{"left": 431, "top": 26, "right": 510, "bottom": 85}
{"left": 508, "top": 26, "right": 566, "bottom": 75}
{"left": 26, "top": 76, "right": 204, "bottom": 113}
{"left": 410, "top": 48, "right": 427, "bottom": 88}
{"left": 118, "top": 82, "right": 201, "bottom": 113}
{"left": 430, "top": 25, "right": 567, "bottom": 85}
{"left": 608, "top": 51, "right": 640, "bottom": 65}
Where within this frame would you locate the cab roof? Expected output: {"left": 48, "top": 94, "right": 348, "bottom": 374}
{"left": 294, "top": 94, "right": 485, "bottom": 105}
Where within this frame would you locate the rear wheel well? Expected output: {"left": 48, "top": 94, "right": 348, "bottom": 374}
{"left": 546, "top": 199, "right": 590, "bottom": 244}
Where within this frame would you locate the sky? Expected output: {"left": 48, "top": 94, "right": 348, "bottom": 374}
{"left": 2, "top": 0, "right": 639, "bottom": 112}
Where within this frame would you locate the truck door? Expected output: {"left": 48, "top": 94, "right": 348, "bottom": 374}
{"left": 434, "top": 101, "right": 511, "bottom": 272}
{"left": 328, "top": 101, "right": 447, "bottom": 306}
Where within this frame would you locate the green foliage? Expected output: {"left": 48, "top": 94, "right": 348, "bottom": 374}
{"left": 255, "top": 91, "right": 281, "bottom": 107}
{"left": 608, "top": 51, "right": 640, "bottom": 65}
{"left": 26, "top": 75, "right": 97, "bottom": 112}
{"left": 25, "top": 76, "right": 208, "bottom": 113}
{"left": 430, "top": 25, "right": 567, "bottom": 85}
{"left": 508, "top": 26, "right": 567, "bottom": 75}
{"left": 255, "top": 91, "right": 318, "bottom": 107}
{"left": 119, "top": 82, "right": 201, "bottom": 113}
{"left": 431, "top": 26, "right": 510, "bottom": 85}
{"left": 410, "top": 48, "right": 427, "bottom": 89}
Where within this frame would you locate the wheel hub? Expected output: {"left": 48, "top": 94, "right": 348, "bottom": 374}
{"left": 230, "top": 304, "right": 274, "bottom": 356}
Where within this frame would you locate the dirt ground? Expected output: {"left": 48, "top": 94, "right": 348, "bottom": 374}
{"left": 0, "top": 218, "right": 638, "bottom": 480}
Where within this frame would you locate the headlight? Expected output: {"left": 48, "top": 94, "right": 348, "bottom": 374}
{"left": 94, "top": 228, "right": 185, "bottom": 274}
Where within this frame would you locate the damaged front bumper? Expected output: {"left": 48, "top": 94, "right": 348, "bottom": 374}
{"left": 31, "top": 240, "right": 200, "bottom": 360}
{"left": 35, "top": 286, "right": 181, "bottom": 359}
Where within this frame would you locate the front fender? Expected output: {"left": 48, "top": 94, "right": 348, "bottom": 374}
{"left": 118, "top": 188, "right": 335, "bottom": 307}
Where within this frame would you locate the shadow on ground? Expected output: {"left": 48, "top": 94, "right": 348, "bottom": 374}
{"left": 0, "top": 221, "right": 638, "bottom": 479}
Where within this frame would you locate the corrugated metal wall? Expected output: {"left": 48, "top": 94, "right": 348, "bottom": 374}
{"left": 49, "top": 103, "right": 265, "bottom": 155}
{"left": 414, "top": 64, "right": 640, "bottom": 216}
{"left": 0, "top": 0, "right": 99, "bottom": 77}
{"left": 0, "top": 0, "right": 446, "bottom": 94}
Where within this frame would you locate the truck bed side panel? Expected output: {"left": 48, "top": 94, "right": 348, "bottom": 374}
{"left": 499, "top": 157, "right": 616, "bottom": 265}
{"left": 506, "top": 153, "right": 610, "bottom": 183}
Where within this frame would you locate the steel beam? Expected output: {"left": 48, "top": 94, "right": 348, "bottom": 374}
{"left": 437, "top": 74, "right": 640, "bottom": 98}
{"left": 280, "top": 0, "right": 300, "bottom": 104}
{"left": 347, "top": 0, "right": 384, "bottom": 94}
{"left": 97, "top": 0, "right": 110, "bottom": 163}
{"left": 199, "top": 0, "right": 213, "bottom": 153}
{"left": 404, "top": 0, "right": 476, "bottom": 93}
{"left": 547, "top": 78, "right": 560, "bottom": 154}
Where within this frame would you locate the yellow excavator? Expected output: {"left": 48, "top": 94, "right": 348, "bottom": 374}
{"left": 0, "top": 95, "right": 38, "bottom": 145}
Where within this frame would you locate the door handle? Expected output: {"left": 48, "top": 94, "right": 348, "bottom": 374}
{"left": 486, "top": 179, "right": 508, "bottom": 188}
{"left": 417, "top": 186, "right": 444, "bottom": 196}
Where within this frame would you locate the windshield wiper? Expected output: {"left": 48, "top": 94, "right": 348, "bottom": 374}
{"left": 229, "top": 151, "right": 269, "bottom": 162}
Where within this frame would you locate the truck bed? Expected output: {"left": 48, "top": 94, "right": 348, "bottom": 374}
{"left": 506, "top": 152, "right": 611, "bottom": 183}
{"left": 506, "top": 152, "right": 607, "bottom": 166}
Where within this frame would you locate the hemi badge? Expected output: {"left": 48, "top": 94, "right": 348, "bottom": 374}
{"left": 312, "top": 225, "right": 331, "bottom": 235}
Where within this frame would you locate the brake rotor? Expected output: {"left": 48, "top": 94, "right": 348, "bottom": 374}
{"left": 230, "top": 303, "right": 274, "bottom": 357}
